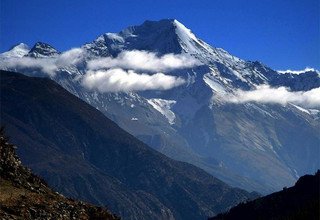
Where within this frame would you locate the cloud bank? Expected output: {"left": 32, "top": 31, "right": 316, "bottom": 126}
{"left": 0, "top": 48, "right": 85, "bottom": 76}
{"left": 82, "top": 69, "right": 186, "bottom": 92}
{"left": 84, "top": 50, "right": 196, "bottom": 92}
{"left": 87, "top": 50, "right": 201, "bottom": 72}
{"left": 223, "top": 85, "right": 320, "bottom": 108}
{"left": 277, "top": 67, "right": 318, "bottom": 75}
{"left": 1, "top": 49, "right": 194, "bottom": 92}
{"left": 0, "top": 57, "right": 57, "bottom": 76}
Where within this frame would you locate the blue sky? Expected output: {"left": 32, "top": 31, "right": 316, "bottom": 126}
{"left": 1, "top": 0, "right": 319, "bottom": 70}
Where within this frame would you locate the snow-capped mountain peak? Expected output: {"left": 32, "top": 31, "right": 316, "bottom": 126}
{"left": 82, "top": 19, "right": 248, "bottom": 85}
{"left": 0, "top": 43, "right": 30, "bottom": 58}
{"left": 84, "top": 19, "right": 183, "bottom": 56}
{"left": 172, "top": 19, "right": 208, "bottom": 54}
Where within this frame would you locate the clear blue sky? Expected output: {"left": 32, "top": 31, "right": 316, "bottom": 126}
{"left": 1, "top": 0, "right": 319, "bottom": 70}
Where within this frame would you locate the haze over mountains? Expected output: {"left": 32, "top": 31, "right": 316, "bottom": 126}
{"left": 0, "top": 19, "right": 319, "bottom": 196}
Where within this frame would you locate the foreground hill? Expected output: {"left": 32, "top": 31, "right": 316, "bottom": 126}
{"left": 0, "top": 127, "right": 118, "bottom": 220}
{"left": 0, "top": 70, "right": 257, "bottom": 220}
{"left": 209, "top": 171, "right": 320, "bottom": 220}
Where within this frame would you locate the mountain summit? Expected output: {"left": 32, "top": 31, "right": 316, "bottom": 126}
{"left": 84, "top": 19, "right": 193, "bottom": 56}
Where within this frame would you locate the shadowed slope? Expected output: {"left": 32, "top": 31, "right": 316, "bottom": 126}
{"left": 0, "top": 70, "right": 257, "bottom": 220}
{"left": 209, "top": 171, "right": 320, "bottom": 220}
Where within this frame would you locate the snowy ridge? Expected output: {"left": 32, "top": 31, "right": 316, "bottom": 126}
{"left": 173, "top": 19, "right": 205, "bottom": 54}
{"left": 277, "top": 67, "right": 320, "bottom": 75}
{"left": 171, "top": 20, "right": 273, "bottom": 90}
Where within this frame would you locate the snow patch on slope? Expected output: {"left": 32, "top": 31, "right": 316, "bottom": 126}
{"left": 203, "top": 72, "right": 227, "bottom": 94}
{"left": 105, "top": 33, "right": 125, "bottom": 42}
{"left": 291, "top": 104, "right": 311, "bottom": 114}
{"left": 291, "top": 104, "right": 320, "bottom": 119}
{"left": 147, "top": 98, "right": 177, "bottom": 124}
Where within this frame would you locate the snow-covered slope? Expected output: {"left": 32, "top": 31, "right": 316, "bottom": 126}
{"left": 0, "top": 43, "right": 30, "bottom": 58}
{"left": 0, "top": 19, "right": 319, "bottom": 194}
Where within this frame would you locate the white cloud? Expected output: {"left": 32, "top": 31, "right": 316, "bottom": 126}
{"left": 222, "top": 85, "right": 320, "bottom": 108}
{"left": 56, "top": 48, "right": 85, "bottom": 66}
{"left": 82, "top": 69, "right": 185, "bottom": 92}
{"left": 0, "top": 57, "right": 57, "bottom": 76}
{"left": 0, "top": 48, "right": 85, "bottom": 76}
{"left": 1, "top": 48, "right": 191, "bottom": 92}
{"left": 87, "top": 50, "right": 201, "bottom": 72}
{"left": 277, "top": 67, "right": 318, "bottom": 75}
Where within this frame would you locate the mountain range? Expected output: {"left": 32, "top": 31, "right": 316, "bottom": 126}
{"left": 0, "top": 19, "right": 319, "bottom": 195}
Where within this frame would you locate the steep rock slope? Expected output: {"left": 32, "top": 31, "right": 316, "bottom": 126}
{"left": 0, "top": 70, "right": 257, "bottom": 220}
{"left": 0, "top": 127, "right": 118, "bottom": 220}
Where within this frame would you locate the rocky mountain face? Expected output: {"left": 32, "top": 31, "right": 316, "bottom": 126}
{"left": 27, "top": 42, "right": 60, "bottom": 58}
{"left": 209, "top": 171, "right": 320, "bottom": 220}
{"left": 0, "top": 70, "right": 258, "bottom": 220}
{"left": 270, "top": 69, "right": 320, "bottom": 91}
{"left": 0, "top": 19, "right": 319, "bottom": 194}
{"left": 0, "top": 127, "right": 118, "bottom": 220}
